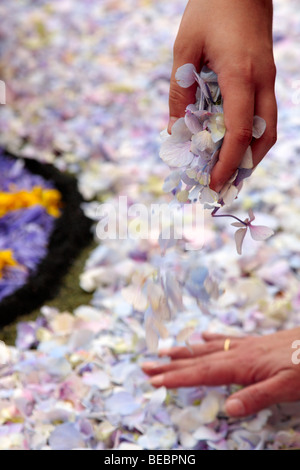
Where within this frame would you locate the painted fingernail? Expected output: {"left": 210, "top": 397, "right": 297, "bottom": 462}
{"left": 225, "top": 398, "right": 246, "bottom": 417}
{"left": 150, "top": 374, "right": 164, "bottom": 387}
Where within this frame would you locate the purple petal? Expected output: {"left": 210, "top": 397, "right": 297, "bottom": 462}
{"left": 175, "top": 64, "right": 197, "bottom": 88}
{"left": 49, "top": 423, "right": 86, "bottom": 450}
{"left": 249, "top": 224, "right": 274, "bottom": 241}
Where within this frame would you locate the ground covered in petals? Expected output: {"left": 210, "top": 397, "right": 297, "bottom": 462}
{"left": 1, "top": 0, "right": 300, "bottom": 450}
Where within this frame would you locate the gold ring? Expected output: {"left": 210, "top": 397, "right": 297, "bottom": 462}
{"left": 224, "top": 338, "right": 231, "bottom": 351}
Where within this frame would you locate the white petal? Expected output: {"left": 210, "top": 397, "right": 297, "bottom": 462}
{"left": 160, "top": 140, "right": 194, "bottom": 167}
{"left": 153, "top": 319, "right": 169, "bottom": 339}
{"left": 145, "top": 317, "right": 159, "bottom": 353}
{"left": 185, "top": 112, "right": 202, "bottom": 134}
{"left": 228, "top": 169, "right": 239, "bottom": 184}
{"left": 160, "top": 128, "right": 169, "bottom": 142}
{"left": 170, "top": 118, "right": 193, "bottom": 142}
{"left": 175, "top": 63, "right": 197, "bottom": 88}
{"left": 188, "top": 185, "right": 201, "bottom": 202}
{"left": 204, "top": 276, "right": 221, "bottom": 300}
{"left": 235, "top": 228, "right": 247, "bottom": 255}
{"left": 197, "top": 393, "right": 221, "bottom": 424}
{"left": 249, "top": 224, "right": 274, "bottom": 241}
{"left": 199, "top": 186, "right": 218, "bottom": 204}
{"left": 162, "top": 170, "right": 182, "bottom": 192}
{"left": 176, "top": 327, "right": 195, "bottom": 343}
{"left": 222, "top": 184, "right": 238, "bottom": 205}
{"left": 121, "top": 285, "right": 148, "bottom": 311}
{"left": 176, "top": 189, "right": 189, "bottom": 203}
{"left": 207, "top": 113, "right": 225, "bottom": 143}
{"left": 191, "top": 130, "right": 216, "bottom": 155}
{"left": 239, "top": 146, "right": 253, "bottom": 169}
{"left": 193, "top": 425, "right": 223, "bottom": 442}
{"left": 252, "top": 115, "right": 266, "bottom": 139}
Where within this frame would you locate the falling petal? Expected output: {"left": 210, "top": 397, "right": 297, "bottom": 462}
{"left": 176, "top": 327, "right": 195, "bottom": 343}
{"left": 145, "top": 324, "right": 159, "bottom": 352}
{"left": 121, "top": 284, "right": 148, "bottom": 311}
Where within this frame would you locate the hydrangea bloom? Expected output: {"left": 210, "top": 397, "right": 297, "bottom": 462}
{"left": 160, "top": 64, "right": 273, "bottom": 254}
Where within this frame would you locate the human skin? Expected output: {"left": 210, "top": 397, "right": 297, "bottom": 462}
{"left": 168, "top": 0, "right": 277, "bottom": 193}
{"left": 142, "top": 329, "right": 300, "bottom": 417}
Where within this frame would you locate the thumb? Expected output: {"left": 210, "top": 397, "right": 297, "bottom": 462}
{"left": 225, "top": 372, "right": 293, "bottom": 418}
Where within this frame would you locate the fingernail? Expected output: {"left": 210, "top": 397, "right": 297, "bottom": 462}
{"left": 150, "top": 374, "right": 164, "bottom": 387}
{"left": 167, "top": 117, "right": 178, "bottom": 134}
{"left": 142, "top": 361, "right": 158, "bottom": 369}
{"left": 225, "top": 398, "right": 246, "bottom": 417}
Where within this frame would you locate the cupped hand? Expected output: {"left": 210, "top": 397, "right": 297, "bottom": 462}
{"left": 168, "top": 0, "right": 277, "bottom": 192}
{"left": 142, "top": 329, "right": 300, "bottom": 417}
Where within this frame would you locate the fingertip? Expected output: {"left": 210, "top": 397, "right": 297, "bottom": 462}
{"left": 150, "top": 374, "right": 165, "bottom": 387}
{"left": 167, "top": 116, "right": 178, "bottom": 134}
{"left": 225, "top": 398, "right": 246, "bottom": 417}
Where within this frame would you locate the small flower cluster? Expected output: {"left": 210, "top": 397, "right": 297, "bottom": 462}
{"left": 160, "top": 64, "right": 274, "bottom": 254}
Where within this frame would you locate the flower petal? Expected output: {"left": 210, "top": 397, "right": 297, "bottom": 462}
{"left": 207, "top": 113, "right": 225, "bottom": 143}
{"left": 170, "top": 118, "right": 193, "bottom": 143}
{"left": 160, "top": 140, "right": 194, "bottom": 167}
{"left": 222, "top": 184, "right": 238, "bottom": 205}
{"left": 239, "top": 146, "right": 253, "bottom": 169}
{"left": 249, "top": 224, "right": 274, "bottom": 241}
{"left": 252, "top": 116, "right": 266, "bottom": 139}
{"left": 199, "top": 186, "right": 218, "bottom": 204}
{"left": 162, "top": 170, "right": 182, "bottom": 192}
{"left": 235, "top": 228, "right": 247, "bottom": 255}
{"left": 185, "top": 111, "right": 202, "bottom": 134}
{"left": 176, "top": 327, "right": 195, "bottom": 343}
{"left": 248, "top": 208, "right": 255, "bottom": 222}
{"left": 191, "top": 130, "right": 217, "bottom": 155}
{"left": 231, "top": 222, "right": 245, "bottom": 227}
{"left": 175, "top": 63, "right": 197, "bottom": 88}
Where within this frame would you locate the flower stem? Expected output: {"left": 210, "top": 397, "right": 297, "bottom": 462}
{"left": 211, "top": 210, "right": 247, "bottom": 226}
